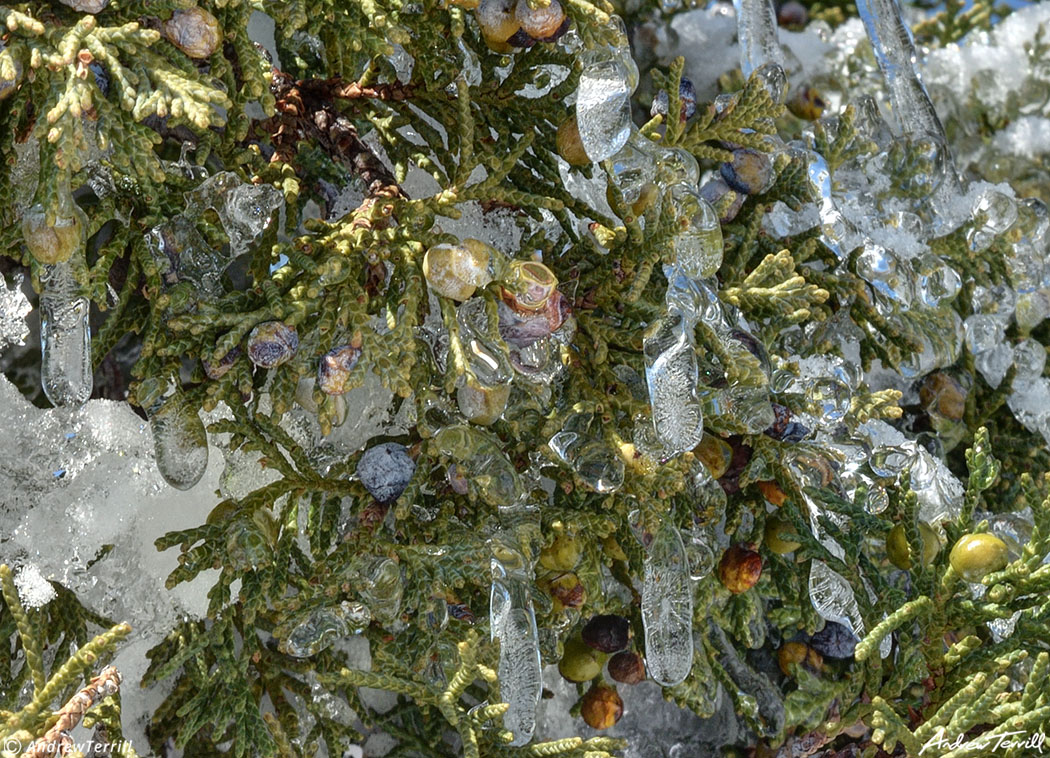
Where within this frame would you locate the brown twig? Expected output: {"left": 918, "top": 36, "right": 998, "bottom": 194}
{"left": 261, "top": 70, "right": 409, "bottom": 203}
{"left": 25, "top": 666, "right": 123, "bottom": 757}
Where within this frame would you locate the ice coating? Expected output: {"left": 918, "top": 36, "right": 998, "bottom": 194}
{"left": 490, "top": 534, "right": 542, "bottom": 746}
{"left": 185, "top": 171, "right": 284, "bottom": 256}
{"left": 733, "top": 0, "right": 785, "bottom": 78}
{"left": 40, "top": 262, "right": 93, "bottom": 408}
{"left": 641, "top": 522, "right": 694, "bottom": 686}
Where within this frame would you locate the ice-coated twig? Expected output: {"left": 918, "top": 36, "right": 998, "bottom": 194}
{"left": 733, "top": 0, "right": 786, "bottom": 78}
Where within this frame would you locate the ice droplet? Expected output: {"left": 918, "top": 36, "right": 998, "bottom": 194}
{"left": 640, "top": 521, "right": 694, "bottom": 686}
{"left": 279, "top": 602, "right": 370, "bottom": 657}
{"left": 185, "top": 171, "right": 284, "bottom": 256}
{"left": 39, "top": 262, "right": 93, "bottom": 408}
{"left": 809, "top": 561, "right": 868, "bottom": 647}
{"left": 146, "top": 215, "right": 230, "bottom": 300}
{"left": 733, "top": 0, "right": 785, "bottom": 79}
{"left": 0, "top": 272, "right": 31, "bottom": 350}
{"left": 490, "top": 537, "right": 542, "bottom": 746}
{"left": 548, "top": 412, "right": 624, "bottom": 493}
{"left": 148, "top": 392, "right": 209, "bottom": 490}
{"left": 357, "top": 557, "right": 404, "bottom": 625}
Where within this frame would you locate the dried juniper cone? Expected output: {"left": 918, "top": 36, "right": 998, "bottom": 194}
{"left": 777, "top": 641, "right": 823, "bottom": 676}
{"left": 557, "top": 117, "right": 591, "bottom": 167}
{"left": 498, "top": 287, "right": 570, "bottom": 348}
{"left": 757, "top": 480, "right": 787, "bottom": 506}
{"left": 202, "top": 347, "right": 241, "bottom": 380}
{"left": 808, "top": 621, "right": 858, "bottom": 659}
{"left": 717, "top": 436, "right": 752, "bottom": 494}
{"left": 919, "top": 371, "right": 966, "bottom": 421}
{"left": 721, "top": 148, "right": 774, "bottom": 195}
{"left": 164, "top": 7, "right": 223, "bottom": 60}
{"left": 699, "top": 178, "right": 745, "bottom": 223}
{"left": 649, "top": 77, "right": 698, "bottom": 122}
{"left": 787, "top": 86, "right": 827, "bottom": 121}
{"left": 514, "top": 0, "right": 566, "bottom": 41}
{"left": 21, "top": 202, "right": 86, "bottom": 265}
{"left": 476, "top": 0, "right": 520, "bottom": 52}
{"left": 581, "top": 614, "right": 630, "bottom": 653}
{"left": 317, "top": 344, "right": 363, "bottom": 395}
{"left": 718, "top": 544, "right": 762, "bottom": 593}
{"left": 777, "top": 0, "right": 808, "bottom": 28}
{"left": 580, "top": 682, "right": 623, "bottom": 730}
{"left": 546, "top": 571, "right": 585, "bottom": 611}
{"left": 357, "top": 442, "right": 416, "bottom": 504}
{"left": 764, "top": 403, "right": 810, "bottom": 442}
{"left": 247, "top": 321, "right": 299, "bottom": 368}
{"left": 423, "top": 239, "right": 501, "bottom": 301}
{"left": 58, "top": 0, "right": 109, "bottom": 12}
{"left": 607, "top": 650, "right": 646, "bottom": 684}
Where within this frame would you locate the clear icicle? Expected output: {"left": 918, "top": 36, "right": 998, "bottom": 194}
{"left": 733, "top": 0, "right": 785, "bottom": 78}
{"left": 855, "top": 0, "right": 962, "bottom": 209}
{"left": 643, "top": 268, "right": 705, "bottom": 455}
{"left": 39, "top": 262, "right": 92, "bottom": 408}
{"left": 640, "top": 521, "right": 694, "bottom": 686}
{"left": 489, "top": 532, "right": 542, "bottom": 746}
{"left": 575, "top": 17, "right": 637, "bottom": 162}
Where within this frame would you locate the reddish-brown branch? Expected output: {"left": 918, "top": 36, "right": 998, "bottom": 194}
{"left": 260, "top": 70, "right": 409, "bottom": 204}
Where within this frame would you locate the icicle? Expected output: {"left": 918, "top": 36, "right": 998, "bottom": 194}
{"left": 39, "top": 262, "right": 92, "bottom": 408}
{"left": 489, "top": 520, "right": 542, "bottom": 746}
{"left": 856, "top": 0, "right": 962, "bottom": 208}
{"left": 184, "top": 171, "right": 285, "bottom": 257}
{"left": 643, "top": 268, "right": 706, "bottom": 455}
{"left": 634, "top": 515, "right": 694, "bottom": 686}
{"left": 733, "top": 0, "right": 785, "bottom": 78}
{"left": 575, "top": 17, "right": 637, "bottom": 162}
